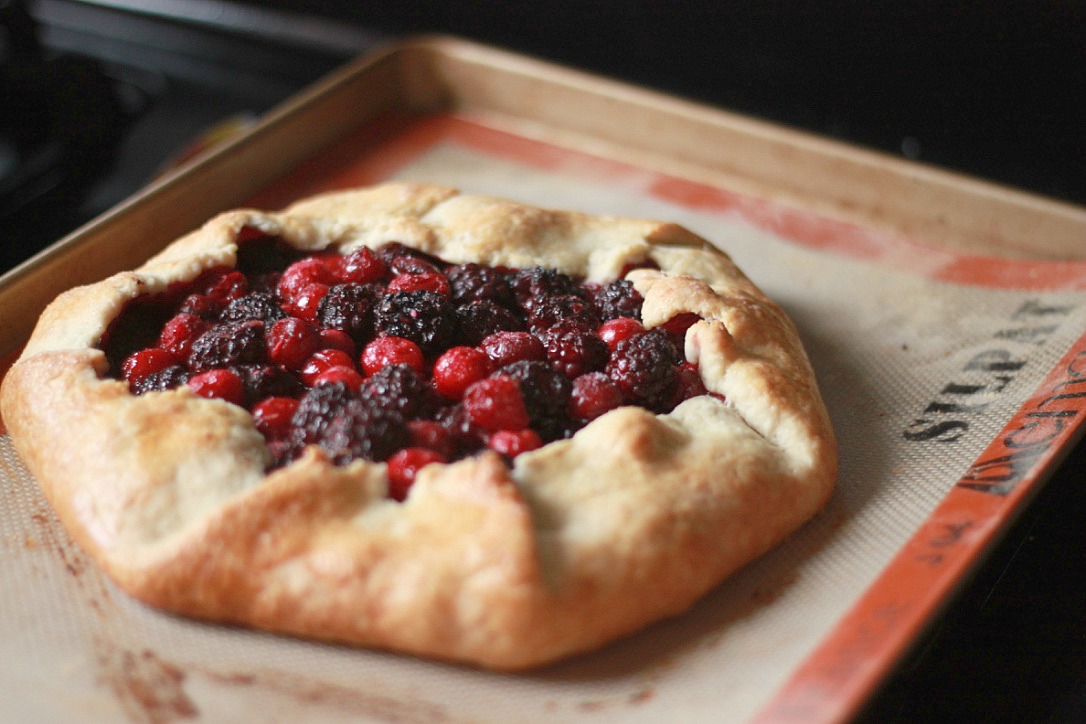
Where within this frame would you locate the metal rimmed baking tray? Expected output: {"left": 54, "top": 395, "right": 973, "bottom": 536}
{"left": 2, "top": 36, "right": 1085, "bottom": 723}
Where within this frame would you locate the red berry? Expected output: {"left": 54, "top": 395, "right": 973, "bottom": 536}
{"left": 188, "top": 368, "right": 245, "bottom": 405}
{"left": 287, "top": 282, "right": 330, "bottom": 321}
{"left": 598, "top": 317, "right": 644, "bottom": 351}
{"left": 479, "top": 331, "right": 545, "bottom": 367}
{"left": 299, "top": 348, "right": 355, "bottom": 386}
{"left": 158, "top": 313, "right": 207, "bottom": 358}
{"left": 671, "top": 361, "right": 708, "bottom": 405}
{"left": 463, "top": 375, "right": 530, "bottom": 431}
{"left": 360, "top": 336, "right": 425, "bottom": 376}
{"left": 266, "top": 317, "right": 321, "bottom": 370}
{"left": 432, "top": 346, "right": 494, "bottom": 400}
{"left": 121, "top": 347, "right": 178, "bottom": 383}
{"left": 277, "top": 258, "right": 336, "bottom": 303}
{"left": 252, "top": 396, "right": 300, "bottom": 438}
{"left": 488, "top": 429, "right": 542, "bottom": 458}
{"left": 313, "top": 365, "right": 364, "bottom": 391}
{"left": 337, "top": 246, "right": 387, "bottom": 285}
{"left": 387, "top": 272, "right": 450, "bottom": 296}
{"left": 658, "top": 312, "right": 700, "bottom": 339}
{"left": 569, "top": 372, "right": 625, "bottom": 420}
{"left": 318, "top": 328, "right": 356, "bottom": 356}
{"left": 386, "top": 447, "right": 446, "bottom": 502}
{"left": 205, "top": 270, "right": 248, "bottom": 303}
{"left": 407, "top": 420, "right": 455, "bottom": 458}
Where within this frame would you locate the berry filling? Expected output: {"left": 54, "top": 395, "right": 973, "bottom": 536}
{"left": 98, "top": 233, "right": 715, "bottom": 501}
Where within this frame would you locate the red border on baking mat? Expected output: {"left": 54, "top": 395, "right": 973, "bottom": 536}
{"left": 753, "top": 331, "right": 1086, "bottom": 723}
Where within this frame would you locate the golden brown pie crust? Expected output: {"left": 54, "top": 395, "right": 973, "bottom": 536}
{"left": 0, "top": 183, "right": 836, "bottom": 670}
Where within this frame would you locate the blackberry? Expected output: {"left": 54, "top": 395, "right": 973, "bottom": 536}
{"left": 538, "top": 322, "right": 609, "bottom": 378}
{"left": 360, "top": 364, "right": 439, "bottom": 420}
{"left": 434, "top": 404, "right": 487, "bottom": 457}
{"left": 593, "top": 279, "right": 644, "bottom": 322}
{"left": 377, "top": 242, "right": 444, "bottom": 276}
{"left": 220, "top": 292, "right": 287, "bottom": 324}
{"left": 187, "top": 320, "right": 266, "bottom": 372}
{"left": 527, "top": 293, "right": 600, "bottom": 331}
{"left": 497, "top": 360, "right": 572, "bottom": 440}
{"left": 374, "top": 290, "right": 457, "bottom": 354}
{"left": 606, "top": 329, "right": 681, "bottom": 410}
{"left": 317, "top": 283, "right": 382, "bottom": 340}
{"left": 446, "top": 263, "right": 515, "bottom": 306}
{"left": 512, "top": 267, "right": 583, "bottom": 308}
{"left": 290, "top": 383, "right": 409, "bottom": 464}
{"left": 456, "top": 301, "right": 524, "bottom": 345}
{"left": 132, "top": 364, "right": 190, "bottom": 395}
{"left": 232, "top": 364, "right": 303, "bottom": 405}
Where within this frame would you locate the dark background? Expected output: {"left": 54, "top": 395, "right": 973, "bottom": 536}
{"left": 3, "top": 1, "right": 1085, "bottom": 721}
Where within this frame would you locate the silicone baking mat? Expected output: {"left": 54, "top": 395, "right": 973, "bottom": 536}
{"left": 2, "top": 112, "right": 1085, "bottom": 723}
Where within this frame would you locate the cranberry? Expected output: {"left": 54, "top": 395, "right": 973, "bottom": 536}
{"left": 671, "top": 362, "right": 708, "bottom": 405}
{"left": 266, "top": 317, "right": 321, "bottom": 370}
{"left": 432, "top": 346, "right": 494, "bottom": 400}
{"left": 288, "top": 282, "right": 330, "bottom": 322}
{"left": 299, "top": 348, "right": 356, "bottom": 386}
{"left": 158, "top": 313, "right": 208, "bottom": 358}
{"left": 188, "top": 368, "right": 245, "bottom": 405}
{"left": 597, "top": 317, "right": 645, "bottom": 351}
{"left": 317, "top": 328, "right": 356, "bottom": 356}
{"left": 407, "top": 420, "right": 455, "bottom": 458}
{"left": 658, "top": 312, "right": 701, "bottom": 340}
{"left": 205, "top": 270, "right": 249, "bottom": 304}
{"left": 479, "top": 331, "right": 545, "bottom": 367}
{"left": 488, "top": 429, "right": 542, "bottom": 459}
{"left": 337, "top": 246, "right": 387, "bottom": 285}
{"left": 386, "top": 447, "right": 446, "bottom": 501}
{"left": 277, "top": 257, "right": 336, "bottom": 303}
{"left": 569, "top": 372, "right": 625, "bottom": 420}
{"left": 252, "top": 396, "right": 300, "bottom": 438}
{"left": 313, "top": 365, "right": 364, "bottom": 391}
{"left": 121, "top": 347, "right": 179, "bottom": 383}
{"left": 463, "top": 376, "right": 530, "bottom": 432}
{"left": 178, "top": 293, "right": 221, "bottom": 320}
{"left": 360, "top": 336, "right": 425, "bottom": 376}
{"left": 387, "top": 272, "right": 450, "bottom": 296}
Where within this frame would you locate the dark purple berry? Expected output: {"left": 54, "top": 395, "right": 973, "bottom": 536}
{"left": 606, "top": 329, "right": 681, "bottom": 411}
{"left": 446, "top": 263, "right": 515, "bottom": 306}
{"left": 374, "top": 290, "right": 457, "bottom": 354}
{"left": 232, "top": 364, "right": 303, "bottom": 405}
{"left": 538, "top": 322, "right": 609, "bottom": 378}
{"left": 497, "top": 360, "right": 572, "bottom": 440}
{"left": 360, "top": 364, "right": 439, "bottom": 420}
{"left": 593, "top": 279, "right": 644, "bottom": 322}
{"left": 377, "top": 242, "right": 444, "bottom": 275}
{"left": 132, "top": 364, "right": 190, "bottom": 395}
{"left": 456, "top": 301, "right": 524, "bottom": 345}
{"left": 220, "top": 291, "right": 287, "bottom": 324}
{"left": 512, "top": 267, "right": 583, "bottom": 308}
{"left": 317, "top": 283, "right": 382, "bottom": 340}
{"left": 290, "top": 383, "right": 409, "bottom": 464}
{"left": 528, "top": 293, "right": 600, "bottom": 331}
{"left": 187, "top": 320, "right": 266, "bottom": 372}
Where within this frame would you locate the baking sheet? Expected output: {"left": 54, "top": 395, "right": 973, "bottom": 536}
{"left": 3, "top": 40, "right": 1086, "bottom": 723}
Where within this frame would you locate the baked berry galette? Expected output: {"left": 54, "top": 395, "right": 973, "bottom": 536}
{"left": 0, "top": 183, "right": 835, "bottom": 669}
